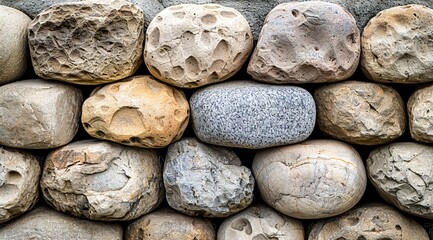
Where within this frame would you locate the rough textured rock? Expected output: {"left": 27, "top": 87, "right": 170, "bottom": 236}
{"left": 218, "top": 204, "right": 304, "bottom": 240}
{"left": 315, "top": 80, "right": 406, "bottom": 145}
{"left": 309, "top": 203, "right": 429, "bottom": 240}
{"left": 0, "top": 147, "right": 40, "bottom": 224}
{"left": 144, "top": 4, "right": 253, "bottom": 88}
{"left": 253, "top": 139, "right": 367, "bottom": 219}
{"left": 0, "top": 6, "right": 31, "bottom": 85}
{"left": 126, "top": 208, "right": 216, "bottom": 240}
{"left": 190, "top": 80, "right": 315, "bottom": 149}
{"left": 408, "top": 84, "right": 433, "bottom": 143}
{"left": 0, "top": 79, "right": 82, "bottom": 149}
{"left": 82, "top": 75, "right": 189, "bottom": 148}
{"left": 27, "top": 0, "right": 145, "bottom": 85}
{"left": 248, "top": 1, "right": 360, "bottom": 84}
{"left": 164, "top": 138, "right": 254, "bottom": 218}
{"left": 361, "top": 4, "right": 433, "bottom": 83}
{"left": 41, "top": 140, "right": 164, "bottom": 221}
{"left": 367, "top": 142, "right": 433, "bottom": 219}
{"left": 0, "top": 206, "right": 123, "bottom": 239}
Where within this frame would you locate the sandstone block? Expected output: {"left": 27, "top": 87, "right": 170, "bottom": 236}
{"left": 408, "top": 84, "right": 433, "bottom": 143}
{"left": 82, "top": 75, "right": 189, "bottom": 148}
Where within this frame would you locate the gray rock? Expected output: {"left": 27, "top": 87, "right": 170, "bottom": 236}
{"left": 408, "top": 84, "right": 433, "bottom": 143}
{"left": 163, "top": 138, "right": 254, "bottom": 218}
{"left": 190, "top": 80, "right": 315, "bottom": 149}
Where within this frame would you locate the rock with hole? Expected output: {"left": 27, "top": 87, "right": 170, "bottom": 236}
{"left": 408, "top": 84, "right": 433, "bottom": 143}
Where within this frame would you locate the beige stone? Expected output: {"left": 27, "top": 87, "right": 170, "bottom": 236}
{"left": 314, "top": 80, "right": 406, "bottom": 145}
{"left": 144, "top": 4, "right": 253, "bottom": 88}
{"left": 408, "top": 84, "right": 433, "bottom": 143}
{"left": 0, "top": 79, "right": 82, "bottom": 149}
{"left": 27, "top": 0, "right": 144, "bottom": 85}
{"left": 82, "top": 75, "right": 189, "bottom": 148}
{"left": 253, "top": 139, "right": 366, "bottom": 219}
{"left": 41, "top": 140, "right": 164, "bottom": 221}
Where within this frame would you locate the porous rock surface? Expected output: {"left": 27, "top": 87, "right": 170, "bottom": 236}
{"left": 0, "top": 79, "right": 82, "bottom": 149}
{"left": 190, "top": 80, "right": 316, "bottom": 149}
{"left": 27, "top": 0, "right": 145, "bottom": 85}
{"left": 217, "top": 204, "right": 304, "bottom": 240}
{"left": 253, "top": 139, "right": 367, "bottom": 219}
{"left": 41, "top": 140, "right": 164, "bottom": 221}
{"left": 408, "top": 84, "right": 433, "bottom": 143}
{"left": 248, "top": 1, "right": 360, "bottom": 84}
{"left": 144, "top": 4, "right": 253, "bottom": 88}
{"left": 82, "top": 75, "right": 189, "bottom": 148}
{"left": 315, "top": 80, "right": 406, "bottom": 145}
{"left": 164, "top": 138, "right": 254, "bottom": 218}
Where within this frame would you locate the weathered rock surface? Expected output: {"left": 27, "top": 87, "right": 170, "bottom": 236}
{"left": 408, "top": 84, "right": 433, "bottom": 143}
{"left": 28, "top": 0, "right": 144, "bottom": 85}
{"left": 217, "top": 204, "right": 304, "bottom": 240}
{"left": 82, "top": 75, "right": 189, "bottom": 148}
{"left": 248, "top": 1, "right": 360, "bottom": 84}
{"left": 0, "top": 206, "right": 123, "bottom": 239}
{"left": 144, "top": 4, "right": 253, "bottom": 88}
{"left": 361, "top": 4, "right": 433, "bottom": 83}
{"left": 0, "top": 79, "right": 82, "bottom": 149}
{"left": 190, "top": 80, "right": 315, "bottom": 149}
{"left": 253, "top": 139, "right": 366, "bottom": 219}
{"left": 126, "top": 208, "right": 216, "bottom": 240}
{"left": 315, "top": 80, "right": 406, "bottom": 145}
{"left": 41, "top": 140, "right": 164, "bottom": 221}
{"left": 164, "top": 138, "right": 254, "bottom": 218}
{"left": 367, "top": 142, "right": 433, "bottom": 219}
{"left": 309, "top": 203, "right": 429, "bottom": 240}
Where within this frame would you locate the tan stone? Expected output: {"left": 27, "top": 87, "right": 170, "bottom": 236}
{"left": 314, "top": 80, "right": 406, "bottom": 145}
{"left": 82, "top": 75, "right": 189, "bottom": 148}
{"left": 41, "top": 140, "right": 164, "bottom": 221}
{"left": 144, "top": 4, "right": 253, "bottom": 88}
{"left": 408, "top": 84, "right": 433, "bottom": 143}
{"left": 27, "top": 0, "right": 144, "bottom": 85}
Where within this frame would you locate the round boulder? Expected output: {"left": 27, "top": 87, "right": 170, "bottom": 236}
{"left": 408, "top": 84, "right": 433, "bottom": 143}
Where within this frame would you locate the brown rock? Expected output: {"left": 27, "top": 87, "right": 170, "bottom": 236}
{"left": 40, "top": 140, "right": 164, "bottom": 221}
{"left": 314, "top": 80, "right": 406, "bottom": 145}
{"left": 408, "top": 84, "right": 433, "bottom": 143}
{"left": 27, "top": 0, "right": 144, "bottom": 85}
{"left": 144, "top": 4, "right": 253, "bottom": 88}
{"left": 82, "top": 75, "right": 189, "bottom": 148}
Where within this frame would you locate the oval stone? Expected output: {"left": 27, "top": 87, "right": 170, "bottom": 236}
{"left": 408, "top": 84, "right": 433, "bottom": 143}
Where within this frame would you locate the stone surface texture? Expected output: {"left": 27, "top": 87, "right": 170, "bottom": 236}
{"left": 408, "top": 84, "right": 433, "bottom": 143}
{"left": 0, "top": 6, "right": 31, "bottom": 85}
{"left": 190, "top": 80, "right": 316, "bottom": 149}
{"left": 144, "top": 4, "right": 253, "bottom": 88}
{"left": 82, "top": 75, "right": 189, "bottom": 148}
{"left": 248, "top": 1, "right": 360, "bottom": 84}
{"left": 217, "top": 204, "right": 304, "bottom": 240}
{"left": 164, "top": 138, "right": 254, "bottom": 218}
{"left": 0, "top": 79, "right": 82, "bottom": 149}
{"left": 41, "top": 140, "right": 164, "bottom": 221}
{"left": 315, "top": 80, "right": 406, "bottom": 145}
{"left": 0, "top": 147, "right": 40, "bottom": 224}
{"left": 253, "top": 140, "right": 367, "bottom": 219}
{"left": 28, "top": 0, "right": 145, "bottom": 85}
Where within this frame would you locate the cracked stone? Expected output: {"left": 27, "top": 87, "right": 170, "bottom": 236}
{"left": 408, "top": 84, "right": 433, "bottom": 143}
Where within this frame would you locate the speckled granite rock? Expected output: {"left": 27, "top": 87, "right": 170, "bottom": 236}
{"left": 126, "top": 208, "right": 215, "bottom": 240}
{"left": 0, "top": 79, "right": 82, "bottom": 149}
{"left": 190, "top": 80, "right": 315, "bottom": 149}
{"left": 408, "top": 84, "right": 433, "bottom": 143}
{"left": 218, "top": 204, "right": 304, "bottom": 240}
{"left": 0, "top": 147, "right": 40, "bottom": 224}
{"left": 82, "top": 75, "right": 189, "bottom": 148}
{"left": 309, "top": 203, "right": 429, "bottom": 240}
{"left": 144, "top": 4, "right": 253, "bottom": 88}
{"left": 28, "top": 0, "right": 144, "bottom": 85}
{"left": 164, "top": 138, "right": 254, "bottom": 218}
{"left": 41, "top": 140, "right": 164, "bottom": 221}
{"left": 253, "top": 140, "right": 366, "bottom": 219}
{"left": 315, "top": 81, "right": 406, "bottom": 145}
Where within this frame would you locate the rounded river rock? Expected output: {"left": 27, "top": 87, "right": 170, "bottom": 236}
{"left": 408, "top": 84, "right": 433, "bottom": 143}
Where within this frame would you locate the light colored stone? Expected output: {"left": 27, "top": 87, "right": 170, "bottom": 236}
{"left": 82, "top": 75, "right": 189, "bottom": 148}
{"left": 41, "top": 139, "right": 164, "bottom": 221}
{"left": 253, "top": 139, "right": 367, "bottom": 219}
{"left": 0, "top": 79, "right": 82, "bottom": 149}
{"left": 164, "top": 138, "right": 254, "bottom": 218}
{"left": 27, "top": 0, "right": 144, "bottom": 85}
{"left": 144, "top": 4, "right": 253, "bottom": 88}
{"left": 314, "top": 80, "right": 406, "bottom": 145}
{"left": 217, "top": 204, "right": 304, "bottom": 240}
{"left": 408, "top": 84, "right": 433, "bottom": 143}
